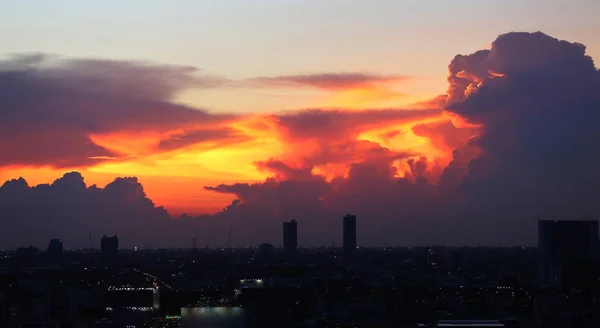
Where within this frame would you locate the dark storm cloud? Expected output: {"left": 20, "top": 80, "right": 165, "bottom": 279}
{"left": 0, "top": 54, "right": 232, "bottom": 168}
{"left": 442, "top": 31, "right": 600, "bottom": 241}
{"left": 0, "top": 172, "right": 174, "bottom": 248}
{"left": 0, "top": 123, "right": 117, "bottom": 167}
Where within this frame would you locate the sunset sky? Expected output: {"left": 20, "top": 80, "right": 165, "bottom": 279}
{"left": 1, "top": 1, "right": 600, "bottom": 247}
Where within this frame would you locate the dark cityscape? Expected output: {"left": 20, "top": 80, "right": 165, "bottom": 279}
{"left": 1, "top": 217, "right": 599, "bottom": 327}
{"left": 1, "top": 1, "right": 600, "bottom": 327}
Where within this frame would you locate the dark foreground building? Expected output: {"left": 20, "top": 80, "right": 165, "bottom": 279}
{"left": 283, "top": 220, "right": 298, "bottom": 257}
{"left": 101, "top": 235, "right": 119, "bottom": 257}
{"left": 343, "top": 214, "right": 357, "bottom": 256}
{"left": 538, "top": 220, "right": 599, "bottom": 288}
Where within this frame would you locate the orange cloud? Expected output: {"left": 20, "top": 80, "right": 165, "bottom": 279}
{"left": 248, "top": 72, "right": 409, "bottom": 91}
{"left": 412, "top": 119, "right": 476, "bottom": 151}
{"left": 3, "top": 32, "right": 600, "bottom": 247}
{"left": 0, "top": 54, "right": 234, "bottom": 168}
{"left": 322, "top": 86, "right": 407, "bottom": 109}
{"left": 0, "top": 55, "right": 458, "bottom": 215}
{"left": 248, "top": 72, "right": 412, "bottom": 109}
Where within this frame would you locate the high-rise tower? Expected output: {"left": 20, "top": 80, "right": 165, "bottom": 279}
{"left": 343, "top": 214, "right": 357, "bottom": 256}
{"left": 539, "top": 220, "right": 599, "bottom": 287}
{"left": 283, "top": 220, "right": 298, "bottom": 257}
{"left": 101, "top": 235, "right": 119, "bottom": 257}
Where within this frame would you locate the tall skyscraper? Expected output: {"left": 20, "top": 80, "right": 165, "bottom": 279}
{"left": 283, "top": 220, "right": 298, "bottom": 256}
{"left": 47, "top": 239, "right": 63, "bottom": 257}
{"left": 192, "top": 235, "right": 198, "bottom": 249}
{"left": 539, "top": 220, "right": 599, "bottom": 287}
{"left": 343, "top": 214, "right": 357, "bottom": 256}
{"left": 101, "top": 235, "right": 119, "bottom": 256}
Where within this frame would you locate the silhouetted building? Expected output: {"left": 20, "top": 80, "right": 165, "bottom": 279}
{"left": 539, "top": 220, "right": 599, "bottom": 287}
{"left": 15, "top": 246, "right": 39, "bottom": 265}
{"left": 47, "top": 239, "right": 63, "bottom": 257}
{"left": 192, "top": 235, "right": 197, "bottom": 249}
{"left": 101, "top": 235, "right": 119, "bottom": 257}
{"left": 255, "top": 243, "right": 276, "bottom": 263}
{"left": 283, "top": 220, "right": 298, "bottom": 257}
{"left": 343, "top": 214, "right": 357, "bottom": 256}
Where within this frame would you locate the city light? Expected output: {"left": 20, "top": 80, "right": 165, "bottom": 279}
{"left": 105, "top": 307, "right": 153, "bottom": 312}
{"left": 107, "top": 286, "right": 155, "bottom": 291}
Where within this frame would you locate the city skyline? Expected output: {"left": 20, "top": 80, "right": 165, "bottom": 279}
{"left": 1, "top": 1, "right": 600, "bottom": 247}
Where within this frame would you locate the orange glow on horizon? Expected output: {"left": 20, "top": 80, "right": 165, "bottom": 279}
{"left": 1, "top": 80, "right": 472, "bottom": 215}
{"left": 322, "top": 85, "right": 408, "bottom": 109}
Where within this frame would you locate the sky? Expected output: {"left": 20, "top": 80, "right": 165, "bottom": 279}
{"left": 0, "top": 1, "right": 599, "bottom": 248}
